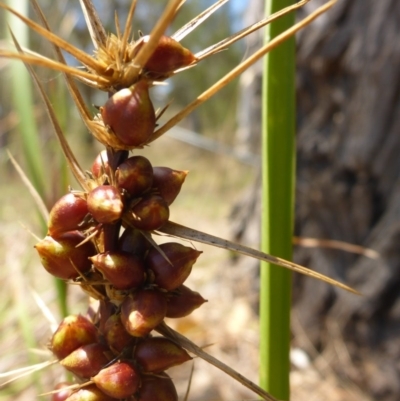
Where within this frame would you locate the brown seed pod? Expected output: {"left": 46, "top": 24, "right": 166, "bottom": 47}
{"left": 50, "top": 315, "right": 98, "bottom": 360}
{"left": 90, "top": 251, "right": 145, "bottom": 290}
{"left": 115, "top": 156, "right": 153, "bottom": 197}
{"left": 92, "top": 360, "right": 141, "bottom": 399}
{"left": 65, "top": 384, "right": 116, "bottom": 401}
{"left": 103, "top": 313, "right": 137, "bottom": 353}
{"left": 133, "top": 336, "right": 192, "bottom": 373}
{"left": 100, "top": 81, "right": 155, "bottom": 147}
{"left": 118, "top": 226, "right": 150, "bottom": 258}
{"left": 35, "top": 231, "right": 95, "bottom": 280}
{"left": 136, "top": 35, "right": 197, "bottom": 76}
{"left": 152, "top": 167, "right": 188, "bottom": 206}
{"left": 127, "top": 194, "right": 169, "bottom": 231}
{"left": 48, "top": 193, "right": 89, "bottom": 236}
{"left": 146, "top": 243, "right": 202, "bottom": 290}
{"left": 60, "top": 343, "right": 112, "bottom": 379}
{"left": 87, "top": 185, "right": 124, "bottom": 224}
{"left": 120, "top": 289, "right": 167, "bottom": 337}
{"left": 137, "top": 373, "right": 178, "bottom": 401}
{"left": 91, "top": 150, "right": 111, "bottom": 181}
{"left": 166, "top": 285, "right": 207, "bottom": 318}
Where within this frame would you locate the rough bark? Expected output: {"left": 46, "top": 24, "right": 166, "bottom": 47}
{"left": 232, "top": 1, "right": 400, "bottom": 399}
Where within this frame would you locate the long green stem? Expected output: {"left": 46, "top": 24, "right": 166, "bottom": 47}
{"left": 6, "top": 0, "right": 47, "bottom": 200}
{"left": 260, "top": 0, "right": 296, "bottom": 399}
{"left": 6, "top": 0, "right": 69, "bottom": 318}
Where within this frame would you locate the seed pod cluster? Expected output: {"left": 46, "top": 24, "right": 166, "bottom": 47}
{"left": 31, "top": 25, "right": 206, "bottom": 400}
{"left": 36, "top": 129, "right": 204, "bottom": 401}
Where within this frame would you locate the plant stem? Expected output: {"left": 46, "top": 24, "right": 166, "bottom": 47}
{"left": 260, "top": 0, "right": 296, "bottom": 399}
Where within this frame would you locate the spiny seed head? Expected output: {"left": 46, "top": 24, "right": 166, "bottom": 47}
{"left": 146, "top": 243, "right": 202, "bottom": 290}
{"left": 50, "top": 315, "right": 98, "bottom": 360}
{"left": 166, "top": 285, "right": 207, "bottom": 318}
{"left": 90, "top": 251, "right": 145, "bottom": 290}
{"left": 100, "top": 81, "right": 155, "bottom": 147}
{"left": 120, "top": 289, "right": 167, "bottom": 337}
{"left": 152, "top": 167, "right": 188, "bottom": 206}
{"left": 92, "top": 360, "right": 141, "bottom": 399}
{"left": 35, "top": 231, "right": 95, "bottom": 280}
{"left": 133, "top": 336, "right": 192, "bottom": 373}
{"left": 115, "top": 155, "right": 153, "bottom": 197}
{"left": 87, "top": 185, "right": 124, "bottom": 224}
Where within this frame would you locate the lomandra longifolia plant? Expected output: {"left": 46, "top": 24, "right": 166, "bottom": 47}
{"left": 0, "top": 0, "right": 354, "bottom": 400}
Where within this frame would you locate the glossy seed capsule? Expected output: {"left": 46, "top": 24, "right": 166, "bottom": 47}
{"left": 47, "top": 193, "right": 89, "bottom": 236}
{"left": 120, "top": 289, "right": 167, "bottom": 337}
{"left": 136, "top": 35, "right": 196, "bottom": 76}
{"left": 100, "top": 81, "right": 155, "bottom": 147}
{"left": 50, "top": 315, "right": 98, "bottom": 360}
{"left": 116, "top": 155, "right": 153, "bottom": 197}
{"left": 35, "top": 231, "right": 95, "bottom": 280}
{"left": 133, "top": 336, "right": 192, "bottom": 373}
{"left": 92, "top": 360, "right": 140, "bottom": 399}
{"left": 146, "top": 243, "right": 202, "bottom": 290}
{"left": 166, "top": 285, "right": 207, "bottom": 318}
{"left": 152, "top": 167, "right": 188, "bottom": 206}
{"left": 87, "top": 185, "right": 123, "bottom": 224}
{"left": 90, "top": 251, "right": 145, "bottom": 290}
{"left": 137, "top": 373, "right": 178, "bottom": 401}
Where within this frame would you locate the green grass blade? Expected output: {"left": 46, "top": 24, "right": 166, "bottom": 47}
{"left": 6, "top": 0, "right": 70, "bottom": 319}
{"left": 260, "top": 0, "right": 296, "bottom": 399}
{"left": 6, "top": 0, "right": 47, "bottom": 201}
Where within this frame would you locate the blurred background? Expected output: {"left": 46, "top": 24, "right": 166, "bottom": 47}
{"left": 0, "top": 0, "right": 399, "bottom": 400}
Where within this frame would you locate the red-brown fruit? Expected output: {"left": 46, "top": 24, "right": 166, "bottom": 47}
{"left": 51, "top": 315, "right": 98, "bottom": 360}
{"left": 103, "top": 314, "right": 136, "bottom": 353}
{"left": 118, "top": 227, "right": 150, "bottom": 258}
{"left": 116, "top": 156, "right": 153, "bottom": 197}
{"left": 66, "top": 384, "right": 117, "bottom": 401}
{"left": 100, "top": 81, "right": 155, "bottom": 147}
{"left": 92, "top": 360, "right": 140, "bottom": 399}
{"left": 128, "top": 194, "right": 169, "bottom": 231}
{"left": 35, "top": 231, "right": 95, "bottom": 280}
{"left": 51, "top": 382, "right": 73, "bottom": 401}
{"left": 137, "top": 35, "right": 196, "bottom": 75}
{"left": 48, "top": 193, "right": 89, "bottom": 236}
{"left": 133, "top": 337, "right": 192, "bottom": 373}
{"left": 60, "top": 343, "right": 111, "bottom": 378}
{"left": 120, "top": 290, "right": 167, "bottom": 337}
{"left": 87, "top": 185, "right": 123, "bottom": 224}
{"left": 90, "top": 251, "right": 145, "bottom": 290}
{"left": 146, "top": 243, "right": 202, "bottom": 290}
{"left": 166, "top": 285, "right": 207, "bottom": 318}
{"left": 137, "top": 373, "right": 178, "bottom": 401}
{"left": 91, "top": 150, "right": 111, "bottom": 181}
{"left": 152, "top": 167, "right": 188, "bottom": 206}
